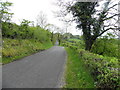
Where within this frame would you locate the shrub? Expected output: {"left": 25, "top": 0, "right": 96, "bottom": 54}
{"left": 78, "top": 49, "right": 119, "bottom": 88}
{"left": 91, "top": 37, "right": 118, "bottom": 58}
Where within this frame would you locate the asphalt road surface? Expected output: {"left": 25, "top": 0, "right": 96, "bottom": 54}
{"left": 2, "top": 46, "right": 67, "bottom": 88}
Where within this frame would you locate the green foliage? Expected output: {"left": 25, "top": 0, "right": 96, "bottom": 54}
{"left": 51, "top": 33, "right": 58, "bottom": 45}
{"left": 2, "top": 38, "right": 52, "bottom": 64}
{"left": 19, "top": 19, "right": 31, "bottom": 38}
{"left": 1, "top": 5, "right": 54, "bottom": 64}
{"left": 62, "top": 40, "right": 119, "bottom": 88}
{"left": 0, "top": 0, "right": 13, "bottom": 22}
{"left": 2, "top": 20, "right": 53, "bottom": 64}
{"left": 61, "top": 38, "right": 85, "bottom": 49}
{"left": 91, "top": 34, "right": 118, "bottom": 58}
{"left": 66, "top": 1, "right": 118, "bottom": 51}
{"left": 33, "top": 27, "right": 51, "bottom": 42}
{"left": 1, "top": 0, "right": 54, "bottom": 65}
{"left": 78, "top": 49, "right": 119, "bottom": 88}
{"left": 2, "top": 22, "right": 18, "bottom": 38}
{"left": 62, "top": 33, "right": 73, "bottom": 40}
{"left": 2, "top": 21, "right": 52, "bottom": 42}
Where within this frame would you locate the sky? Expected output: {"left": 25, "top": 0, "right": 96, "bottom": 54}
{"left": 6, "top": 0, "right": 119, "bottom": 35}
{"left": 9, "top": 0, "right": 58, "bottom": 24}
{"left": 6, "top": 0, "right": 81, "bottom": 35}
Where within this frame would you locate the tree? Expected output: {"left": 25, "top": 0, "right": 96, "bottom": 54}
{"left": 36, "top": 11, "right": 48, "bottom": 29}
{"left": 0, "top": 0, "right": 13, "bottom": 22}
{"left": 46, "top": 24, "right": 63, "bottom": 45}
{"left": 57, "top": 0, "right": 119, "bottom": 51}
{"left": 19, "top": 19, "right": 31, "bottom": 39}
{"left": 0, "top": 0, "right": 13, "bottom": 38}
{"left": 56, "top": 27, "right": 64, "bottom": 45}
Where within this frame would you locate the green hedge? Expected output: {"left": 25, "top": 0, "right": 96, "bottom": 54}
{"left": 78, "top": 49, "right": 119, "bottom": 88}
{"left": 62, "top": 41, "right": 120, "bottom": 89}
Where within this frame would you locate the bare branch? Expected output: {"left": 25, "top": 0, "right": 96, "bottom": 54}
{"left": 103, "top": 13, "right": 119, "bottom": 21}
{"left": 107, "top": 4, "right": 118, "bottom": 11}
{"left": 98, "top": 27, "right": 114, "bottom": 37}
{"left": 36, "top": 11, "right": 47, "bottom": 29}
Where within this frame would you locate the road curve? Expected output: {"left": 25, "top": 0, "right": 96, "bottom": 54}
{"left": 2, "top": 46, "right": 67, "bottom": 88}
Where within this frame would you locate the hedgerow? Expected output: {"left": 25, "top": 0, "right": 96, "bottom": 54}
{"left": 79, "top": 49, "right": 119, "bottom": 88}
{"left": 62, "top": 40, "right": 119, "bottom": 89}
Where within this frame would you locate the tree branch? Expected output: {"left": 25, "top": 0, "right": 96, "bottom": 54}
{"left": 98, "top": 27, "right": 115, "bottom": 37}
{"left": 103, "top": 13, "right": 119, "bottom": 21}
{"left": 107, "top": 4, "right": 118, "bottom": 11}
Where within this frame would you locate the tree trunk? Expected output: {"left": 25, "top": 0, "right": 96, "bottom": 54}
{"left": 85, "top": 40, "right": 93, "bottom": 51}
{"left": 85, "top": 37, "right": 97, "bottom": 51}
{"left": 51, "top": 32, "right": 53, "bottom": 42}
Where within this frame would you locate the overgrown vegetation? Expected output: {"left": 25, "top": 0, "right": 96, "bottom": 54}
{"left": 2, "top": 38, "right": 52, "bottom": 64}
{"left": 61, "top": 38, "right": 119, "bottom": 89}
{"left": 2, "top": 24, "right": 54, "bottom": 64}
{"left": 79, "top": 49, "right": 119, "bottom": 88}
{"left": 1, "top": 18, "right": 55, "bottom": 64}
{"left": 91, "top": 33, "right": 119, "bottom": 58}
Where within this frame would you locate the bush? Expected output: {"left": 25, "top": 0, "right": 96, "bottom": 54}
{"left": 91, "top": 36, "right": 118, "bottom": 58}
{"left": 78, "top": 49, "right": 119, "bottom": 88}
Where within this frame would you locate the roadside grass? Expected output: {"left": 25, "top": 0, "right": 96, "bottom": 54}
{"left": 64, "top": 47, "right": 95, "bottom": 88}
{"left": 2, "top": 38, "right": 53, "bottom": 64}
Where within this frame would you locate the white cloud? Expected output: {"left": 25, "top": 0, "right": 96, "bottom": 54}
{"left": 7, "top": 0, "right": 82, "bottom": 35}
{"left": 7, "top": 0, "right": 118, "bottom": 35}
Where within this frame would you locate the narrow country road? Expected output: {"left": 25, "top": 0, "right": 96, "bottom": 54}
{"left": 2, "top": 46, "right": 67, "bottom": 88}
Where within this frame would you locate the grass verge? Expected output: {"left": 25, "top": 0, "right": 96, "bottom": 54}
{"left": 2, "top": 38, "right": 53, "bottom": 64}
{"left": 64, "top": 47, "right": 95, "bottom": 88}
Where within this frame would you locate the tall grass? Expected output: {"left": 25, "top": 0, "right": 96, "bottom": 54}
{"left": 64, "top": 47, "right": 94, "bottom": 88}
{"left": 2, "top": 38, "right": 53, "bottom": 64}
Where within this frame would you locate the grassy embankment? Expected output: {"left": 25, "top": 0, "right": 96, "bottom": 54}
{"left": 64, "top": 47, "right": 95, "bottom": 88}
{"left": 2, "top": 38, "right": 53, "bottom": 64}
